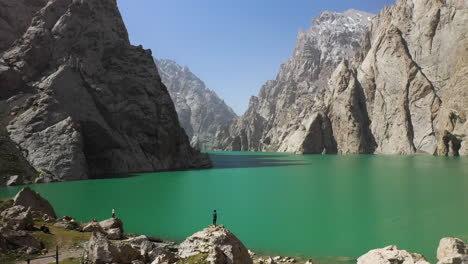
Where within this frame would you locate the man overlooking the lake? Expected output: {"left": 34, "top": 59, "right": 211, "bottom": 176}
{"left": 213, "top": 209, "right": 217, "bottom": 226}
{"left": 112, "top": 208, "right": 115, "bottom": 218}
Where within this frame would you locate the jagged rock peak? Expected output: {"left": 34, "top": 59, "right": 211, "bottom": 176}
{"left": 155, "top": 58, "right": 237, "bottom": 150}
{"left": 0, "top": 0, "right": 210, "bottom": 185}
{"left": 214, "top": 0, "right": 467, "bottom": 156}
{"left": 212, "top": 8, "right": 372, "bottom": 153}
{"left": 311, "top": 9, "right": 374, "bottom": 29}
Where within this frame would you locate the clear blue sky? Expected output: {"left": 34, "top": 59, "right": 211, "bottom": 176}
{"left": 117, "top": 0, "right": 394, "bottom": 115}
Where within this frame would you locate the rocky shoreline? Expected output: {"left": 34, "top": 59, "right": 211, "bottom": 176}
{"left": 0, "top": 187, "right": 466, "bottom": 264}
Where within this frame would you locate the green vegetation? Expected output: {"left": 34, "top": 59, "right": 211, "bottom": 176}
{"left": 47, "top": 257, "right": 81, "bottom": 264}
{"left": 0, "top": 253, "right": 20, "bottom": 264}
{"left": 178, "top": 253, "right": 210, "bottom": 264}
{"left": 32, "top": 222, "right": 91, "bottom": 250}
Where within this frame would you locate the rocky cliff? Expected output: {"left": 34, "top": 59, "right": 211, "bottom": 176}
{"left": 155, "top": 59, "right": 236, "bottom": 150}
{"left": 0, "top": 0, "right": 209, "bottom": 185}
{"left": 213, "top": 9, "right": 374, "bottom": 153}
{"left": 215, "top": 0, "right": 468, "bottom": 156}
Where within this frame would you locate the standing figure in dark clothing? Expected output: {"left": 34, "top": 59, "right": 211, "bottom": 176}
{"left": 212, "top": 209, "right": 217, "bottom": 226}
{"left": 112, "top": 208, "right": 115, "bottom": 218}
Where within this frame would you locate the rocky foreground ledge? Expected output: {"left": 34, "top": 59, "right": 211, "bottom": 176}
{"left": 1, "top": 187, "right": 467, "bottom": 264}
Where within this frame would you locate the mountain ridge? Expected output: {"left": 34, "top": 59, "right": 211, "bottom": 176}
{"left": 213, "top": 1, "right": 467, "bottom": 156}
{"left": 155, "top": 58, "right": 237, "bottom": 150}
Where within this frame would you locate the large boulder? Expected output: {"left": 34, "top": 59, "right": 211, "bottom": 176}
{"left": 178, "top": 225, "right": 253, "bottom": 264}
{"left": 437, "top": 237, "right": 468, "bottom": 264}
{"left": 0, "top": 205, "right": 34, "bottom": 230}
{"left": 0, "top": 226, "right": 43, "bottom": 254}
{"left": 13, "top": 187, "right": 57, "bottom": 218}
{"left": 83, "top": 230, "right": 142, "bottom": 264}
{"left": 357, "top": 245, "right": 430, "bottom": 264}
{"left": 99, "top": 218, "right": 124, "bottom": 240}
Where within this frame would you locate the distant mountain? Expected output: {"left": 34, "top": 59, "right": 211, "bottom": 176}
{"left": 213, "top": 9, "right": 374, "bottom": 153}
{"left": 155, "top": 59, "right": 237, "bottom": 150}
{"left": 215, "top": 0, "right": 468, "bottom": 156}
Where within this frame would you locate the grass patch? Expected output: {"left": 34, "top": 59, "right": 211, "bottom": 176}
{"left": 0, "top": 253, "right": 20, "bottom": 264}
{"left": 32, "top": 222, "right": 91, "bottom": 251}
{"left": 47, "top": 257, "right": 81, "bottom": 264}
{"left": 178, "top": 253, "right": 210, "bottom": 264}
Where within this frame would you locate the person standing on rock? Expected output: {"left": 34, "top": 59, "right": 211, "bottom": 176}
{"left": 112, "top": 208, "right": 115, "bottom": 218}
{"left": 212, "top": 209, "right": 217, "bottom": 226}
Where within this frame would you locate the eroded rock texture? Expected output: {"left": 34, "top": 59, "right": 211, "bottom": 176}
{"left": 178, "top": 225, "right": 253, "bottom": 264}
{"left": 215, "top": 0, "right": 468, "bottom": 156}
{"left": 155, "top": 59, "right": 236, "bottom": 150}
{"left": 0, "top": 0, "right": 209, "bottom": 185}
{"left": 213, "top": 9, "right": 374, "bottom": 154}
{"left": 357, "top": 245, "right": 430, "bottom": 264}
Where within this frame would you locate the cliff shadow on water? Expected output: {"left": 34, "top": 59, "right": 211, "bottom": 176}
{"left": 89, "top": 152, "right": 311, "bottom": 179}
{"left": 208, "top": 153, "right": 311, "bottom": 169}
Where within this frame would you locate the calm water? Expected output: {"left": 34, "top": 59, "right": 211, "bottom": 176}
{"left": 1, "top": 152, "right": 468, "bottom": 262}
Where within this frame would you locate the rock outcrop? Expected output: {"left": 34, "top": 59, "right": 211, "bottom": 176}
{"left": 437, "top": 237, "right": 468, "bottom": 264}
{"left": 13, "top": 187, "right": 56, "bottom": 218}
{"left": 0, "top": 0, "right": 48, "bottom": 53}
{"left": 178, "top": 225, "right": 253, "bottom": 264}
{"left": 213, "top": 9, "right": 374, "bottom": 153}
{"left": 155, "top": 59, "right": 237, "bottom": 150}
{"left": 347, "top": 0, "right": 467, "bottom": 155}
{"left": 0, "top": 227, "right": 43, "bottom": 255}
{"left": 0, "top": 0, "right": 210, "bottom": 185}
{"left": 83, "top": 229, "right": 143, "bottom": 264}
{"left": 357, "top": 245, "right": 430, "bottom": 264}
{"left": 0, "top": 205, "right": 34, "bottom": 231}
{"left": 83, "top": 223, "right": 180, "bottom": 264}
{"left": 215, "top": 0, "right": 468, "bottom": 156}
{"left": 99, "top": 217, "right": 124, "bottom": 240}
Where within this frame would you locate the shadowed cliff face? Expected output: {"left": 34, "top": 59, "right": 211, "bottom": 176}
{"left": 155, "top": 59, "right": 237, "bottom": 150}
{"left": 0, "top": 0, "right": 210, "bottom": 185}
{"left": 214, "top": 0, "right": 467, "bottom": 156}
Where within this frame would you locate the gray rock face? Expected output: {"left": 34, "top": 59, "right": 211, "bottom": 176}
{"left": 178, "top": 225, "right": 253, "bottom": 264}
{"left": 215, "top": 1, "right": 468, "bottom": 156}
{"left": 99, "top": 217, "right": 124, "bottom": 240}
{"left": 0, "top": 205, "right": 34, "bottom": 231}
{"left": 0, "top": 0, "right": 47, "bottom": 53}
{"left": 357, "top": 245, "right": 430, "bottom": 264}
{"left": 83, "top": 230, "right": 143, "bottom": 264}
{"left": 155, "top": 59, "right": 237, "bottom": 150}
{"left": 14, "top": 187, "right": 56, "bottom": 218}
{"left": 437, "top": 237, "right": 468, "bottom": 264}
{"left": 0, "top": 226, "right": 43, "bottom": 255}
{"left": 350, "top": 0, "right": 467, "bottom": 155}
{"left": 0, "top": 0, "right": 210, "bottom": 184}
{"left": 213, "top": 9, "right": 373, "bottom": 153}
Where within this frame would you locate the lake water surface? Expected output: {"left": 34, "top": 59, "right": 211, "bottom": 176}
{"left": 1, "top": 152, "right": 467, "bottom": 262}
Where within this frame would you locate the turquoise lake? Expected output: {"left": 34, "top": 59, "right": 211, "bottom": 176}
{"left": 1, "top": 152, "right": 467, "bottom": 262}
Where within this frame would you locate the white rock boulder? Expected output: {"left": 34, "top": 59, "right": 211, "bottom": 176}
{"left": 437, "top": 237, "right": 468, "bottom": 264}
{"left": 357, "top": 245, "right": 430, "bottom": 264}
{"left": 178, "top": 225, "right": 253, "bottom": 264}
